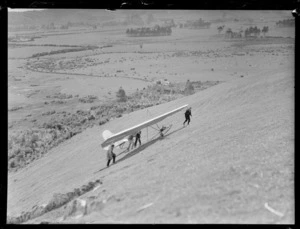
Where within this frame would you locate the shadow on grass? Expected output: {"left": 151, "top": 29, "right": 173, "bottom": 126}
{"left": 94, "top": 125, "right": 186, "bottom": 174}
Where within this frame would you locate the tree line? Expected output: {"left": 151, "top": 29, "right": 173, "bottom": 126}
{"left": 126, "top": 25, "right": 172, "bottom": 37}
{"left": 276, "top": 19, "right": 294, "bottom": 27}
{"left": 218, "top": 25, "right": 269, "bottom": 38}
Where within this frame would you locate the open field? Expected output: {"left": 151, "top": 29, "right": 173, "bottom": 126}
{"left": 7, "top": 10, "right": 294, "bottom": 224}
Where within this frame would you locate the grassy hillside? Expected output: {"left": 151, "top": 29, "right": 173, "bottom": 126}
{"left": 7, "top": 9, "right": 294, "bottom": 224}
{"left": 8, "top": 66, "right": 294, "bottom": 223}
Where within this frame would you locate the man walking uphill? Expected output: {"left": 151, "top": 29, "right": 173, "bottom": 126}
{"left": 183, "top": 107, "right": 192, "bottom": 126}
{"left": 134, "top": 130, "right": 142, "bottom": 148}
{"left": 107, "top": 144, "right": 116, "bottom": 167}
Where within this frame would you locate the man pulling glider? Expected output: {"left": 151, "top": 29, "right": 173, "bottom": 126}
{"left": 134, "top": 130, "right": 142, "bottom": 147}
{"left": 183, "top": 107, "right": 192, "bottom": 126}
{"left": 101, "top": 104, "right": 189, "bottom": 167}
{"left": 106, "top": 144, "right": 116, "bottom": 167}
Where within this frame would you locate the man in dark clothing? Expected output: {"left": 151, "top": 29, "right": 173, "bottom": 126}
{"left": 134, "top": 130, "right": 142, "bottom": 147}
{"left": 107, "top": 144, "right": 116, "bottom": 167}
{"left": 183, "top": 107, "right": 192, "bottom": 126}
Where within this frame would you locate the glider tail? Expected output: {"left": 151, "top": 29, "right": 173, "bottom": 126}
{"left": 102, "top": 130, "right": 114, "bottom": 141}
{"left": 102, "top": 130, "right": 128, "bottom": 150}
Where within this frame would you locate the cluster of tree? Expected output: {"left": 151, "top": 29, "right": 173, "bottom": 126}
{"left": 276, "top": 19, "right": 295, "bottom": 27}
{"left": 224, "top": 26, "right": 269, "bottom": 39}
{"left": 179, "top": 18, "right": 211, "bottom": 29}
{"left": 224, "top": 28, "right": 243, "bottom": 38}
{"left": 244, "top": 26, "right": 269, "bottom": 37}
{"left": 126, "top": 25, "right": 172, "bottom": 37}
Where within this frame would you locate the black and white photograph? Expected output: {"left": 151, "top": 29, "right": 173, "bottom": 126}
{"left": 7, "top": 8, "right": 294, "bottom": 224}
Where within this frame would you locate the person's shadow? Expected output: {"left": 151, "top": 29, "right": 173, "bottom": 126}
{"left": 94, "top": 125, "right": 185, "bottom": 174}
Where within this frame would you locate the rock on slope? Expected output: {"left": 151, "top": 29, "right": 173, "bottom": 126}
{"left": 8, "top": 68, "right": 294, "bottom": 223}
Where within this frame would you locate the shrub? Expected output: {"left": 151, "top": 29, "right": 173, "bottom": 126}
{"left": 9, "top": 159, "right": 17, "bottom": 169}
{"left": 99, "top": 119, "right": 107, "bottom": 125}
{"left": 24, "top": 147, "right": 33, "bottom": 157}
{"left": 116, "top": 86, "right": 127, "bottom": 102}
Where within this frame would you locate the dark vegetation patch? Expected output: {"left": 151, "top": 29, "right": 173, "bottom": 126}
{"left": 42, "top": 110, "right": 56, "bottom": 116}
{"left": 30, "top": 46, "right": 98, "bottom": 58}
{"left": 126, "top": 25, "right": 172, "bottom": 37}
{"left": 7, "top": 179, "right": 102, "bottom": 224}
{"left": 9, "top": 106, "right": 23, "bottom": 112}
{"left": 49, "top": 100, "right": 67, "bottom": 105}
{"left": 79, "top": 95, "right": 98, "bottom": 103}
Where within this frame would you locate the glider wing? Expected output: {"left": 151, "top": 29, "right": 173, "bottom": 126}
{"left": 101, "top": 104, "right": 188, "bottom": 148}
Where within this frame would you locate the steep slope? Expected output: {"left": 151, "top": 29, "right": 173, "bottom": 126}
{"left": 8, "top": 67, "right": 294, "bottom": 223}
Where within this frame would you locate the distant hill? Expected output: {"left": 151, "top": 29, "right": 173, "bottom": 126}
{"left": 8, "top": 9, "right": 115, "bottom": 26}
{"left": 8, "top": 10, "right": 293, "bottom": 27}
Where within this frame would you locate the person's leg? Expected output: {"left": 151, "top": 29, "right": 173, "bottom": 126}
{"left": 160, "top": 130, "right": 164, "bottom": 137}
{"left": 138, "top": 138, "right": 141, "bottom": 146}
{"left": 133, "top": 138, "right": 137, "bottom": 147}
{"left": 112, "top": 154, "right": 116, "bottom": 164}
{"left": 127, "top": 141, "right": 131, "bottom": 150}
{"left": 107, "top": 159, "right": 111, "bottom": 167}
{"left": 188, "top": 116, "right": 191, "bottom": 125}
{"left": 183, "top": 115, "right": 188, "bottom": 125}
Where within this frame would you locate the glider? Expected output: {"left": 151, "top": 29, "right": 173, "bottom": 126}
{"left": 101, "top": 104, "right": 188, "bottom": 150}
{"left": 102, "top": 130, "right": 129, "bottom": 150}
